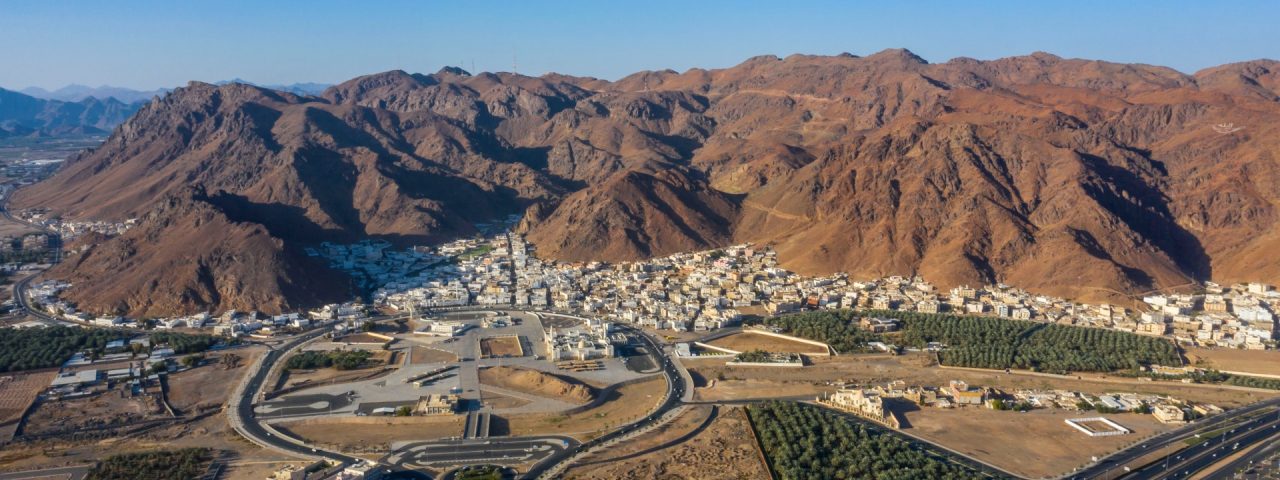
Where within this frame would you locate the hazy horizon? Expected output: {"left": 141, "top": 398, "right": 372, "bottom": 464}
{"left": 3, "top": 0, "right": 1278, "bottom": 91}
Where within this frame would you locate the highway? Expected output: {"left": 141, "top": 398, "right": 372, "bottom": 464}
{"left": 1124, "top": 415, "right": 1280, "bottom": 479}
{"left": 227, "top": 326, "right": 362, "bottom": 466}
{"left": 1069, "top": 397, "right": 1280, "bottom": 479}
{"left": 1203, "top": 428, "right": 1280, "bottom": 479}
{"left": 0, "top": 199, "right": 69, "bottom": 326}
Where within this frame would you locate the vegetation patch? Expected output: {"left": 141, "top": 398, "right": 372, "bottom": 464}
{"left": 86, "top": 448, "right": 211, "bottom": 480}
{"left": 286, "top": 350, "right": 373, "bottom": 371}
{"left": 0, "top": 326, "right": 126, "bottom": 372}
{"left": 747, "top": 401, "right": 990, "bottom": 479}
{"left": 747, "top": 310, "right": 879, "bottom": 353}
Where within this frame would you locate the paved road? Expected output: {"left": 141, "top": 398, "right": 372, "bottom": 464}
{"left": 0, "top": 466, "right": 89, "bottom": 480}
{"left": 1, "top": 198, "right": 71, "bottom": 326}
{"left": 1121, "top": 415, "right": 1280, "bottom": 480}
{"left": 385, "top": 436, "right": 573, "bottom": 471}
{"left": 229, "top": 327, "right": 361, "bottom": 465}
{"left": 527, "top": 322, "right": 687, "bottom": 479}
{"left": 1069, "top": 398, "right": 1280, "bottom": 479}
{"left": 1204, "top": 429, "right": 1280, "bottom": 479}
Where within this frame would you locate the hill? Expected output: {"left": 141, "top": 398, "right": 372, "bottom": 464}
{"left": 12, "top": 52, "right": 1280, "bottom": 315}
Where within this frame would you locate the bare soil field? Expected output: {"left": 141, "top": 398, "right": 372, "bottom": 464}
{"left": 0, "top": 370, "right": 56, "bottom": 423}
{"left": 564, "top": 405, "right": 770, "bottom": 480}
{"left": 687, "top": 354, "right": 1278, "bottom": 407}
{"left": 480, "top": 389, "right": 532, "bottom": 410}
{"left": 24, "top": 389, "right": 165, "bottom": 436}
{"left": 0, "top": 411, "right": 290, "bottom": 474}
{"left": 479, "top": 366, "right": 594, "bottom": 404}
{"left": 480, "top": 336, "right": 525, "bottom": 358}
{"left": 902, "top": 407, "right": 1174, "bottom": 478}
{"left": 336, "top": 333, "right": 391, "bottom": 345}
{"left": 1186, "top": 347, "right": 1280, "bottom": 376}
{"left": 168, "top": 349, "right": 262, "bottom": 411}
{"left": 276, "top": 415, "right": 465, "bottom": 453}
{"left": 706, "top": 331, "right": 829, "bottom": 355}
{"left": 497, "top": 375, "right": 667, "bottom": 440}
{"left": 410, "top": 345, "right": 457, "bottom": 364}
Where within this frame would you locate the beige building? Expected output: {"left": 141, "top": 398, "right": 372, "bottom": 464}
{"left": 414, "top": 394, "right": 459, "bottom": 416}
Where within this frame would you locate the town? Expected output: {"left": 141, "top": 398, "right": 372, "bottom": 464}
{"left": 16, "top": 220, "right": 1280, "bottom": 353}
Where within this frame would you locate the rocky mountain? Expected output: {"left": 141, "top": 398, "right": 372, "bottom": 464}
{"left": 13, "top": 51, "right": 1280, "bottom": 316}
{"left": 20, "top": 84, "right": 169, "bottom": 104}
{"left": 0, "top": 88, "right": 144, "bottom": 136}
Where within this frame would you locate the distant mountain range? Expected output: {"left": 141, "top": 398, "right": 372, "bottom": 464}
{"left": 12, "top": 51, "right": 1280, "bottom": 317}
{"left": 0, "top": 88, "right": 143, "bottom": 138}
{"left": 19, "top": 84, "right": 169, "bottom": 104}
{"left": 3, "top": 81, "right": 331, "bottom": 138}
{"left": 18, "top": 81, "right": 332, "bottom": 104}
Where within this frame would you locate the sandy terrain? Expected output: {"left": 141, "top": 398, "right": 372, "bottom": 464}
{"left": 706, "top": 331, "right": 829, "bottom": 355}
{"left": 498, "top": 375, "right": 667, "bottom": 440}
{"left": 479, "top": 389, "right": 532, "bottom": 410}
{"left": 410, "top": 345, "right": 457, "bottom": 364}
{"left": 480, "top": 336, "right": 525, "bottom": 358}
{"left": 168, "top": 349, "right": 263, "bottom": 411}
{"left": 276, "top": 415, "right": 466, "bottom": 453}
{"left": 687, "top": 353, "right": 1278, "bottom": 407}
{"left": 1, "top": 407, "right": 288, "bottom": 474}
{"left": 1186, "top": 347, "right": 1280, "bottom": 377}
{"left": 564, "top": 405, "right": 770, "bottom": 480}
{"left": 0, "top": 370, "right": 57, "bottom": 423}
{"left": 479, "top": 366, "right": 595, "bottom": 404}
{"left": 902, "top": 407, "right": 1175, "bottom": 478}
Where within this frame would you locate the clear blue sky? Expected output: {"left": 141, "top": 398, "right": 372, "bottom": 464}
{"left": 2, "top": 0, "right": 1277, "bottom": 90}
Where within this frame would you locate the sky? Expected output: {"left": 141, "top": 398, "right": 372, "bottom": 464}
{"left": 2, "top": 0, "right": 1278, "bottom": 90}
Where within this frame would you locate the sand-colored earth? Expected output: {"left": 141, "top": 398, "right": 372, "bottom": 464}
{"left": 409, "top": 345, "right": 457, "bottom": 364}
{"left": 479, "top": 366, "right": 595, "bottom": 404}
{"left": 497, "top": 375, "right": 667, "bottom": 440}
{"left": 565, "top": 405, "right": 770, "bottom": 480}
{"left": 480, "top": 336, "right": 525, "bottom": 358}
{"left": 0, "top": 370, "right": 57, "bottom": 423}
{"left": 706, "top": 331, "right": 829, "bottom": 355}
{"left": 275, "top": 415, "right": 466, "bottom": 453}
{"left": 902, "top": 407, "right": 1175, "bottom": 478}
{"left": 687, "top": 353, "right": 1278, "bottom": 408}
{"left": 479, "top": 389, "right": 532, "bottom": 410}
{"left": 168, "top": 349, "right": 263, "bottom": 411}
{"left": 1185, "top": 347, "right": 1280, "bottom": 377}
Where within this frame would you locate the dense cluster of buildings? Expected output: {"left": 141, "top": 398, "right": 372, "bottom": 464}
{"left": 545, "top": 319, "right": 617, "bottom": 361}
{"left": 22, "top": 219, "right": 1278, "bottom": 351}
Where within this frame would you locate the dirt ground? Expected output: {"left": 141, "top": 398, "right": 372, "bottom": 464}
{"left": 497, "top": 375, "right": 667, "bottom": 440}
{"left": 1186, "top": 347, "right": 1280, "bottom": 376}
{"left": 479, "top": 366, "right": 595, "bottom": 404}
{"left": 0, "top": 370, "right": 57, "bottom": 423}
{"left": 0, "top": 410, "right": 287, "bottom": 474}
{"left": 480, "top": 336, "right": 525, "bottom": 358}
{"left": 276, "top": 415, "right": 466, "bottom": 453}
{"left": 410, "top": 345, "right": 458, "bottom": 364}
{"left": 564, "top": 405, "right": 770, "bottom": 480}
{"left": 706, "top": 331, "right": 829, "bottom": 355}
{"left": 167, "top": 348, "right": 263, "bottom": 411}
{"left": 480, "top": 389, "right": 532, "bottom": 410}
{"left": 902, "top": 407, "right": 1175, "bottom": 478}
{"left": 687, "top": 353, "right": 1278, "bottom": 407}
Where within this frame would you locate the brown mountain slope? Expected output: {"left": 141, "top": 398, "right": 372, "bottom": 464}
{"left": 13, "top": 52, "right": 1280, "bottom": 314}
{"left": 46, "top": 188, "right": 349, "bottom": 316}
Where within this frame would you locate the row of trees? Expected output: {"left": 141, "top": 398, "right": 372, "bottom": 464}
{"left": 0, "top": 327, "right": 224, "bottom": 373}
{"left": 1224, "top": 374, "right": 1280, "bottom": 390}
{"left": 285, "top": 350, "right": 372, "bottom": 370}
{"left": 750, "top": 310, "right": 879, "bottom": 352}
{"left": 869, "top": 310, "right": 1181, "bottom": 373}
{"left": 86, "top": 448, "right": 210, "bottom": 480}
{"left": 148, "top": 332, "right": 219, "bottom": 354}
{"left": 746, "top": 401, "right": 990, "bottom": 480}
{"left": 0, "top": 326, "right": 126, "bottom": 372}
